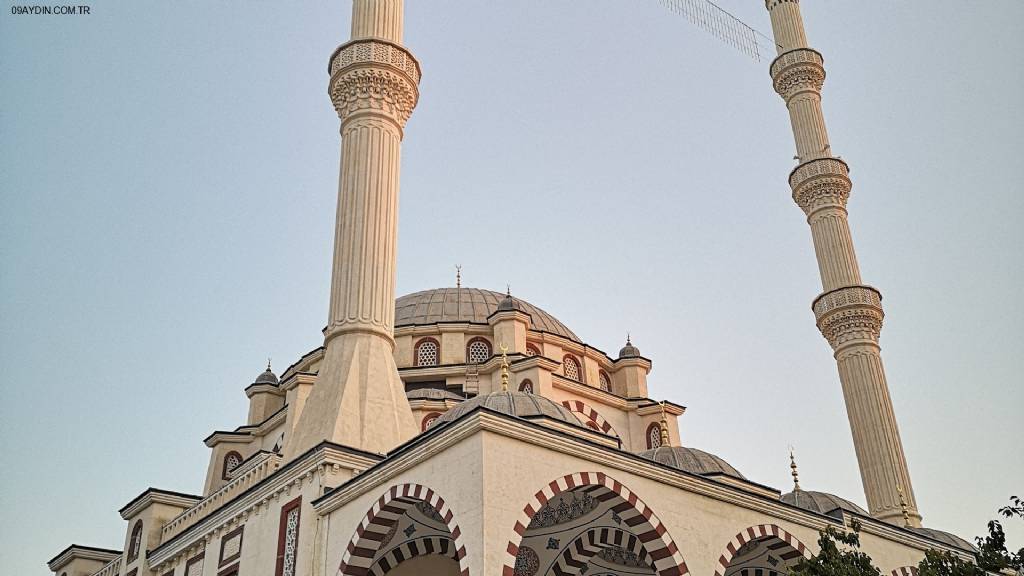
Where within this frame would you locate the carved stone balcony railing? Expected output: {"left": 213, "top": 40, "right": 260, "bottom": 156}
{"left": 91, "top": 556, "right": 122, "bottom": 576}
{"left": 160, "top": 452, "right": 282, "bottom": 542}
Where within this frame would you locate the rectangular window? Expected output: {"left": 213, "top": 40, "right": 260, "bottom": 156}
{"left": 186, "top": 553, "right": 204, "bottom": 576}
{"left": 219, "top": 525, "right": 244, "bottom": 567}
{"left": 275, "top": 497, "right": 301, "bottom": 576}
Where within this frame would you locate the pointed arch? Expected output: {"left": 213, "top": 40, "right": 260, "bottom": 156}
{"left": 503, "top": 471, "right": 689, "bottom": 576}
{"left": 367, "top": 535, "right": 460, "bottom": 576}
{"left": 551, "top": 526, "right": 653, "bottom": 575}
{"left": 561, "top": 400, "right": 619, "bottom": 437}
{"left": 891, "top": 567, "right": 919, "bottom": 576}
{"left": 713, "top": 524, "right": 813, "bottom": 576}
{"left": 337, "top": 483, "right": 470, "bottom": 576}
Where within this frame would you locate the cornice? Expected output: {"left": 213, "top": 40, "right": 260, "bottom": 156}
{"left": 203, "top": 431, "right": 252, "bottom": 448}
{"left": 244, "top": 383, "right": 284, "bottom": 398}
{"left": 553, "top": 376, "right": 633, "bottom": 409}
{"left": 511, "top": 355, "right": 560, "bottom": 372}
{"left": 48, "top": 545, "right": 122, "bottom": 571}
{"left": 280, "top": 347, "right": 323, "bottom": 382}
{"left": 279, "top": 372, "right": 316, "bottom": 392}
{"left": 119, "top": 489, "right": 202, "bottom": 519}
{"left": 636, "top": 402, "right": 685, "bottom": 417}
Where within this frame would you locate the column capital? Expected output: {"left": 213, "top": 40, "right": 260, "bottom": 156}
{"left": 770, "top": 48, "right": 825, "bottom": 103}
{"left": 328, "top": 38, "right": 421, "bottom": 128}
{"left": 813, "top": 285, "right": 884, "bottom": 351}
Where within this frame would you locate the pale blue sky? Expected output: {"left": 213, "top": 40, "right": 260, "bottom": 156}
{"left": 2, "top": 2, "right": 1021, "bottom": 574}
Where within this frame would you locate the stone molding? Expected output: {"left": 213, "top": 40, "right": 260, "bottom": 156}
{"left": 771, "top": 48, "right": 825, "bottom": 103}
{"left": 47, "top": 546, "right": 122, "bottom": 571}
{"left": 789, "top": 157, "right": 852, "bottom": 216}
{"left": 813, "top": 285, "right": 884, "bottom": 350}
{"left": 120, "top": 490, "right": 202, "bottom": 520}
{"left": 328, "top": 39, "right": 420, "bottom": 127}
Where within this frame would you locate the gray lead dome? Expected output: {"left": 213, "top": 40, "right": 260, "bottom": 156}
{"left": 780, "top": 489, "right": 867, "bottom": 516}
{"left": 638, "top": 446, "right": 745, "bottom": 479}
{"left": 430, "top": 390, "right": 580, "bottom": 428}
{"left": 253, "top": 368, "right": 278, "bottom": 386}
{"left": 395, "top": 288, "right": 580, "bottom": 343}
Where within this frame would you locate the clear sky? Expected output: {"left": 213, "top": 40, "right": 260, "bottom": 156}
{"left": 2, "top": 1, "right": 1021, "bottom": 574}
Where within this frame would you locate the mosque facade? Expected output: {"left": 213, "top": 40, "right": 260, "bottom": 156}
{"left": 48, "top": 2, "right": 979, "bottom": 576}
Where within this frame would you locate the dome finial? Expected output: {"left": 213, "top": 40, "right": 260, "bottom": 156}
{"left": 506, "top": 283, "right": 511, "bottom": 297}
{"left": 267, "top": 357, "right": 272, "bottom": 371}
{"left": 659, "top": 401, "right": 671, "bottom": 446}
{"left": 789, "top": 447, "right": 801, "bottom": 491}
{"left": 626, "top": 332, "right": 631, "bottom": 345}
{"left": 455, "top": 264, "right": 462, "bottom": 288}
{"left": 898, "top": 485, "right": 910, "bottom": 527}
{"left": 499, "top": 342, "right": 510, "bottom": 392}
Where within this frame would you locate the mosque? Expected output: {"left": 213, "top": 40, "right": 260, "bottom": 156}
{"left": 47, "top": 2, "right": 979, "bottom": 576}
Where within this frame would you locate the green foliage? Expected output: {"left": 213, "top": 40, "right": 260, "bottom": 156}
{"left": 975, "top": 496, "right": 1024, "bottom": 573}
{"left": 917, "top": 496, "right": 1023, "bottom": 576}
{"left": 790, "top": 521, "right": 882, "bottom": 576}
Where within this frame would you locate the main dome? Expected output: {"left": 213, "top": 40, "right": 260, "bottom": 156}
{"left": 395, "top": 288, "right": 580, "bottom": 342}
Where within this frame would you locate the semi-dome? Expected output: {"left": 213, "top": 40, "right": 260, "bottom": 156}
{"left": 639, "top": 446, "right": 746, "bottom": 479}
{"left": 781, "top": 489, "right": 867, "bottom": 516}
{"left": 429, "top": 390, "right": 581, "bottom": 428}
{"left": 909, "top": 527, "right": 976, "bottom": 552}
{"left": 405, "top": 388, "right": 465, "bottom": 401}
{"left": 395, "top": 288, "right": 580, "bottom": 342}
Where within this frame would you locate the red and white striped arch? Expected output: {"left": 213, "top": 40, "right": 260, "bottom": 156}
{"left": 503, "top": 471, "right": 689, "bottom": 576}
{"left": 891, "top": 567, "right": 919, "bottom": 576}
{"left": 561, "top": 400, "right": 618, "bottom": 437}
{"left": 713, "top": 524, "right": 813, "bottom": 576}
{"left": 550, "top": 526, "right": 652, "bottom": 576}
{"left": 337, "top": 483, "right": 469, "bottom": 576}
{"left": 366, "top": 535, "right": 459, "bottom": 576}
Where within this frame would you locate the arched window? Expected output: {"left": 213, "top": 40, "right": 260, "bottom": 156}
{"left": 466, "top": 338, "right": 492, "bottom": 364}
{"left": 415, "top": 338, "right": 440, "bottom": 367}
{"left": 222, "top": 451, "right": 243, "bottom": 480}
{"left": 525, "top": 343, "right": 541, "bottom": 357}
{"left": 421, "top": 412, "right": 442, "bottom": 431}
{"left": 646, "top": 423, "right": 663, "bottom": 450}
{"left": 127, "top": 520, "right": 143, "bottom": 562}
{"left": 562, "top": 355, "right": 581, "bottom": 381}
{"left": 518, "top": 379, "right": 534, "bottom": 393}
{"left": 598, "top": 370, "right": 611, "bottom": 392}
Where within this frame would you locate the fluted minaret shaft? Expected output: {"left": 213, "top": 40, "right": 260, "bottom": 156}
{"left": 285, "top": 0, "right": 420, "bottom": 458}
{"left": 765, "top": 0, "right": 921, "bottom": 527}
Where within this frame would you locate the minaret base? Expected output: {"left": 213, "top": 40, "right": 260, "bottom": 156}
{"left": 284, "top": 333, "right": 417, "bottom": 459}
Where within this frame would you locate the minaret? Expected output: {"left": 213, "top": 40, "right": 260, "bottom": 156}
{"left": 285, "top": 0, "right": 420, "bottom": 458}
{"left": 764, "top": 0, "right": 921, "bottom": 527}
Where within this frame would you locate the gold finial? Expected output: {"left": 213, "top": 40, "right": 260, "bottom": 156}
{"left": 455, "top": 265, "right": 462, "bottom": 288}
{"left": 789, "top": 448, "right": 801, "bottom": 491}
{"left": 659, "top": 401, "right": 671, "bottom": 446}
{"left": 500, "top": 342, "right": 510, "bottom": 392}
{"left": 898, "top": 486, "right": 910, "bottom": 527}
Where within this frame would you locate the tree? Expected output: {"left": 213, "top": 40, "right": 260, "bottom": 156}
{"left": 790, "top": 521, "right": 882, "bottom": 576}
{"left": 918, "top": 496, "right": 1023, "bottom": 576}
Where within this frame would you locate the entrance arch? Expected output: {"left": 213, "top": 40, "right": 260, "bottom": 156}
{"left": 503, "top": 471, "right": 689, "bottom": 576}
{"left": 714, "top": 524, "right": 813, "bottom": 576}
{"left": 337, "top": 483, "right": 470, "bottom": 576}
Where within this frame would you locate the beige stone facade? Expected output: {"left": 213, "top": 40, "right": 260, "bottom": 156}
{"left": 49, "top": 2, "right": 979, "bottom": 576}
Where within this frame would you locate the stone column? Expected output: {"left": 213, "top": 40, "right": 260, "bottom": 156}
{"left": 765, "top": 0, "right": 921, "bottom": 527}
{"left": 285, "top": 0, "right": 419, "bottom": 458}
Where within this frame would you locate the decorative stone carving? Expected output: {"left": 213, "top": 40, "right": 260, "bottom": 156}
{"left": 328, "top": 39, "right": 420, "bottom": 127}
{"left": 527, "top": 490, "right": 597, "bottom": 529}
{"left": 813, "top": 286, "right": 884, "bottom": 349}
{"left": 770, "top": 48, "right": 825, "bottom": 102}
{"left": 597, "top": 545, "right": 650, "bottom": 569}
{"left": 789, "top": 157, "right": 852, "bottom": 216}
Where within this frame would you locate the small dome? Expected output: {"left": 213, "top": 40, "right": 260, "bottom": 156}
{"left": 639, "top": 446, "right": 746, "bottom": 479}
{"left": 781, "top": 489, "right": 867, "bottom": 516}
{"left": 909, "top": 527, "right": 976, "bottom": 552}
{"left": 496, "top": 292, "right": 525, "bottom": 313}
{"left": 618, "top": 335, "right": 641, "bottom": 359}
{"left": 430, "top": 390, "right": 580, "bottom": 428}
{"left": 253, "top": 366, "right": 278, "bottom": 386}
{"left": 405, "top": 388, "right": 465, "bottom": 401}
